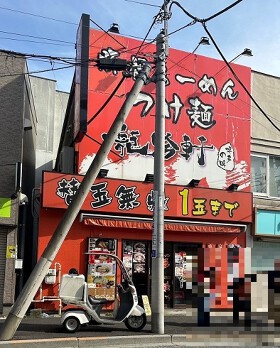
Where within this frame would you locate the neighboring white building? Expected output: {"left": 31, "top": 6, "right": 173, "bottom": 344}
{"left": 250, "top": 70, "right": 280, "bottom": 314}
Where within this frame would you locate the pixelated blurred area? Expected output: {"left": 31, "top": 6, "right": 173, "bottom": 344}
{"left": 183, "top": 246, "right": 280, "bottom": 329}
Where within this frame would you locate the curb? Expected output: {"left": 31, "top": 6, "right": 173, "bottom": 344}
{"left": 0, "top": 337, "right": 78, "bottom": 348}
{"left": 0, "top": 333, "right": 279, "bottom": 347}
{"left": 0, "top": 334, "right": 188, "bottom": 348}
{"left": 79, "top": 334, "right": 173, "bottom": 347}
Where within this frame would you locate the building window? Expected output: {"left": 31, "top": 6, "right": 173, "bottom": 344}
{"left": 269, "top": 156, "right": 280, "bottom": 197}
{"left": 251, "top": 154, "right": 280, "bottom": 198}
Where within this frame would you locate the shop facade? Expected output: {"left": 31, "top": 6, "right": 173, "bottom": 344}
{"left": 35, "top": 15, "right": 253, "bottom": 314}
{"left": 36, "top": 171, "right": 252, "bottom": 311}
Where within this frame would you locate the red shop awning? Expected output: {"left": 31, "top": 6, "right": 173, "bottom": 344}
{"left": 82, "top": 215, "right": 244, "bottom": 234}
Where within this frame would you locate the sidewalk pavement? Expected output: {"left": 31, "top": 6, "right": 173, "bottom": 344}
{"left": 1, "top": 309, "right": 280, "bottom": 347}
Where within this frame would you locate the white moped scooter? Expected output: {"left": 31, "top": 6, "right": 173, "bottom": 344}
{"left": 59, "top": 253, "right": 147, "bottom": 333}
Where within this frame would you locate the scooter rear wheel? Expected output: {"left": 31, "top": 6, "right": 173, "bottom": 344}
{"left": 124, "top": 313, "right": 147, "bottom": 331}
{"left": 63, "top": 316, "right": 81, "bottom": 333}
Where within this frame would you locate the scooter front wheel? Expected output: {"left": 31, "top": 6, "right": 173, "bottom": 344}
{"left": 124, "top": 313, "right": 147, "bottom": 331}
{"left": 63, "top": 316, "right": 81, "bottom": 333}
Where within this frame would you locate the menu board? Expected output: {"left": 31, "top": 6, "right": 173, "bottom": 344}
{"left": 87, "top": 238, "right": 117, "bottom": 300}
{"left": 122, "top": 241, "right": 146, "bottom": 276}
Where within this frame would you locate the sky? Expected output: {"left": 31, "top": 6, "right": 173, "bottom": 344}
{"left": 0, "top": 0, "right": 279, "bottom": 92}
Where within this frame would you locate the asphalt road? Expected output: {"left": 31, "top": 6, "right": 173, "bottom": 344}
{"left": 1, "top": 314, "right": 280, "bottom": 347}
{"left": 1, "top": 315, "right": 189, "bottom": 340}
{"left": 0, "top": 314, "right": 277, "bottom": 339}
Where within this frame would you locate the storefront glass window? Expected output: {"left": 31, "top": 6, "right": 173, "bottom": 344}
{"left": 251, "top": 155, "right": 267, "bottom": 194}
{"left": 269, "top": 156, "right": 280, "bottom": 197}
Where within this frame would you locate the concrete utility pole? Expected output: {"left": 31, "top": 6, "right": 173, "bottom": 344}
{"left": 0, "top": 63, "right": 151, "bottom": 341}
{"left": 151, "top": 0, "right": 170, "bottom": 335}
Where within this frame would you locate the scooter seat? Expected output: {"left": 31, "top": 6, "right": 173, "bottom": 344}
{"left": 88, "top": 295, "right": 108, "bottom": 305}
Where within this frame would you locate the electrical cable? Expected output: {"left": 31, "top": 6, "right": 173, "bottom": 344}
{"left": 165, "top": 0, "right": 280, "bottom": 135}
{"left": 252, "top": 117, "right": 280, "bottom": 141}
{"left": 202, "top": 22, "right": 280, "bottom": 133}
{"left": 0, "top": 49, "right": 76, "bottom": 63}
{"left": 115, "top": 1, "right": 167, "bottom": 59}
{"left": 87, "top": 75, "right": 126, "bottom": 125}
{"left": 134, "top": 12, "right": 159, "bottom": 57}
{"left": 170, "top": 0, "right": 243, "bottom": 24}
{"left": 85, "top": 0, "right": 249, "bottom": 149}
{"left": 167, "top": 42, "right": 200, "bottom": 72}
{"left": 84, "top": 133, "right": 123, "bottom": 160}
{"left": 0, "top": 29, "right": 75, "bottom": 45}
{"left": 0, "top": 36, "right": 73, "bottom": 47}
{"left": 0, "top": 48, "right": 99, "bottom": 69}
{"left": 202, "top": 0, "right": 243, "bottom": 22}
{"left": 169, "top": 1, "right": 198, "bottom": 22}
{"left": 169, "top": 50, "right": 280, "bottom": 136}
{"left": 168, "top": 52, "right": 271, "bottom": 129}
{"left": 100, "top": 0, "right": 243, "bottom": 62}
{"left": 90, "top": 18, "right": 126, "bottom": 50}
{"left": 124, "top": 0, "right": 161, "bottom": 8}
{"left": 80, "top": 12, "right": 156, "bottom": 129}
{"left": 119, "top": 38, "right": 157, "bottom": 56}
{"left": 167, "top": 20, "right": 196, "bottom": 38}
{"left": 0, "top": 5, "right": 77, "bottom": 25}
{"left": 0, "top": 63, "right": 76, "bottom": 78}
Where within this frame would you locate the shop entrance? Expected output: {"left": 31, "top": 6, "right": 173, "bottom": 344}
{"left": 163, "top": 242, "right": 202, "bottom": 308}
{"left": 122, "top": 240, "right": 202, "bottom": 308}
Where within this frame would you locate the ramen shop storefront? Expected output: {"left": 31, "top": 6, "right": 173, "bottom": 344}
{"left": 38, "top": 171, "right": 252, "bottom": 311}
{"left": 82, "top": 215, "right": 248, "bottom": 309}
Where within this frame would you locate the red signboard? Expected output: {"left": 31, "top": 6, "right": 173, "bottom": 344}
{"left": 42, "top": 172, "right": 252, "bottom": 223}
{"left": 76, "top": 29, "right": 251, "bottom": 191}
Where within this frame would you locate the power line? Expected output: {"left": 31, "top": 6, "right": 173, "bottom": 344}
{"left": 202, "top": 0, "right": 243, "bottom": 22}
{"left": 168, "top": 53, "right": 279, "bottom": 132}
{"left": 119, "top": 38, "right": 157, "bottom": 56}
{"left": 132, "top": 0, "right": 244, "bottom": 65}
{"left": 90, "top": 18, "right": 126, "bottom": 50}
{"left": 170, "top": 0, "right": 243, "bottom": 24}
{"left": 163, "top": 0, "right": 280, "bottom": 134}
{"left": 202, "top": 22, "right": 280, "bottom": 134}
{"left": 84, "top": 133, "right": 123, "bottom": 160}
{"left": 0, "top": 36, "right": 74, "bottom": 47}
{"left": 0, "top": 6, "right": 77, "bottom": 25}
{"left": 1, "top": 48, "right": 69, "bottom": 60}
{"left": 167, "top": 20, "right": 196, "bottom": 38}
{"left": 124, "top": 0, "right": 161, "bottom": 8}
{"left": 87, "top": 75, "right": 127, "bottom": 125}
{"left": 0, "top": 49, "right": 98, "bottom": 66}
{"left": 0, "top": 64, "right": 76, "bottom": 79}
{"left": 0, "top": 29, "right": 75, "bottom": 45}
{"left": 134, "top": 8, "right": 160, "bottom": 57}
{"left": 167, "top": 42, "right": 201, "bottom": 72}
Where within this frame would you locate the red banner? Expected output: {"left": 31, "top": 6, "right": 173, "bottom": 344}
{"left": 76, "top": 29, "right": 251, "bottom": 191}
{"left": 42, "top": 172, "right": 252, "bottom": 223}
